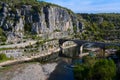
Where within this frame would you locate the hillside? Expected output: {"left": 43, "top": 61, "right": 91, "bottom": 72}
{"left": 0, "top": 0, "right": 120, "bottom": 44}
{"left": 77, "top": 13, "right": 120, "bottom": 41}
{"left": 0, "top": 0, "right": 83, "bottom": 44}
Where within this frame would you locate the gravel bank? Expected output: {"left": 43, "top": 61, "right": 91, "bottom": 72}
{"left": 0, "top": 63, "right": 57, "bottom": 80}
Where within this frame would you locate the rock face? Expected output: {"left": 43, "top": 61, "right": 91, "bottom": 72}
{"left": 31, "top": 6, "right": 74, "bottom": 34}
{"left": 0, "top": 1, "right": 83, "bottom": 43}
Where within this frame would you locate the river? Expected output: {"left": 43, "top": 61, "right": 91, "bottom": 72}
{"left": 47, "top": 46, "right": 80, "bottom": 80}
{"left": 0, "top": 46, "right": 81, "bottom": 80}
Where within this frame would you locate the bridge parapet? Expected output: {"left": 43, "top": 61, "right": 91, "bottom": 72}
{"left": 59, "top": 39, "right": 88, "bottom": 46}
{"left": 59, "top": 39, "right": 120, "bottom": 48}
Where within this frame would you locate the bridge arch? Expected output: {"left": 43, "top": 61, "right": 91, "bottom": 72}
{"left": 59, "top": 39, "right": 120, "bottom": 57}
{"left": 79, "top": 42, "right": 105, "bottom": 55}
{"left": 59, "top": 39, "right": 80, "bottom": 56}
{"left": 61, "top": 41, "right": 78, "bottom": 47}
{"left": 59, "top": 39, "right": 106, "bottom": 56}
{"left": 59, "top": 39, "right": 79, "bottom": 46}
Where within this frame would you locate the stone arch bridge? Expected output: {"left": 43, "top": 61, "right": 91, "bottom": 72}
{"left": 59, "top": 39, "right": 120, "bottom": 56}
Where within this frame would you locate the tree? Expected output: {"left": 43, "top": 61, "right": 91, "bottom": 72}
{"left": 83, "top": 56, "right": 96, "bottom": 67}
{"left": 74, "top": 64, "right": 93, "bottom": 80}
{"left": 38, "top": 0, "right": 45, "bottom": 2}
{"left": 74, "top": 59, "right": 116, "bottom": 80}
{"left": 93, "top": 59, "right": 116, "bottom": 80}
{"left": 74, "top": 56, "right": 96, "bottom": 80}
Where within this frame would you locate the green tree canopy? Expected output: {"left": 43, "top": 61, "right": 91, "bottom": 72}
{"left": 93, "top": 59, "right": 116, "bottom": 80}
{"left": 74, "top": 58, "right": 116, "bottom": 80}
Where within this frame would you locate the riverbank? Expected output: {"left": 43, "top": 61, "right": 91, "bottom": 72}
{"left": 0, "top": 44, "right": 77, "bottom": 67}
{"left": 0, "top": 62, "right": 58, "bottom": 80}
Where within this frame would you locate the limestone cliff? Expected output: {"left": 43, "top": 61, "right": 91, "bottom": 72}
{"left": 0, "top": 0, "right": 83, "bottom": 43}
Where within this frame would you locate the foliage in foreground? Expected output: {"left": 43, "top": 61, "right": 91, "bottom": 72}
{"left": 74, "top": 56, "right": 116, "bottom": 80}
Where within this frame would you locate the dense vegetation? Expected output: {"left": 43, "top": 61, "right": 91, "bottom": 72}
{"left": 74, "top": 49, "right": 120, "bottom": 80}
{"left": 78, "top": 13, "right": 120, "bottom": 41}
{"left": 74, "top": 56, "right": 116, "bottom": 80}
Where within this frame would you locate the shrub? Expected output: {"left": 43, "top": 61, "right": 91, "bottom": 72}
{"left": 53, "top": 29, "right": 61, "bottom": 32}
{"left": 0, "top": 53, "right": 10, "bottom": 62}
{"left": 24, "top": 23, "right": 32, "bottom": 32}
{"left": 0, "top": 28, "right": 7, "bottom": 42}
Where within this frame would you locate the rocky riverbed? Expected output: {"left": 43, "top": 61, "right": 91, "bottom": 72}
{"left": 0, "top": 59, "right": 74, "bottom": 80}
{"left": 0, "top": 62, "right": 58, "bottom": 80}
{"left": 0, "top": 44, "right": 77, "bottom": 80}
